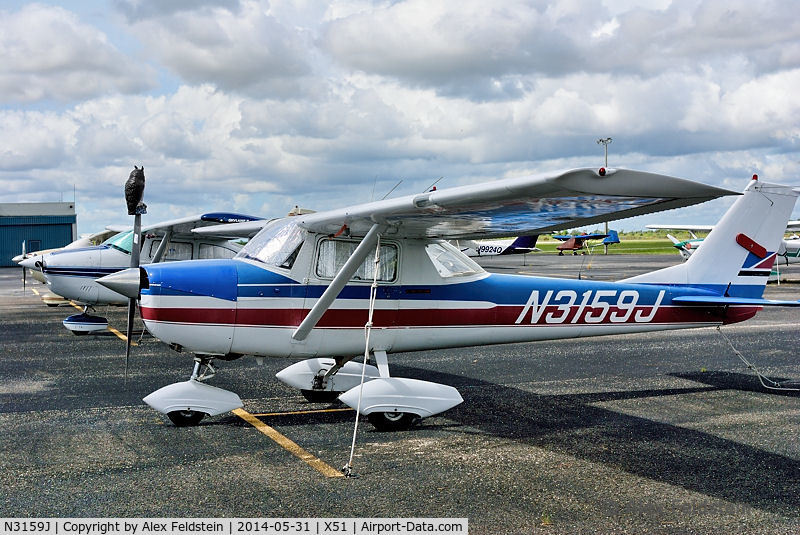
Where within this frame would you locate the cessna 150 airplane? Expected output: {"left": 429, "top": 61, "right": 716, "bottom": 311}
{"left": 97, "top": 168, "right": 799, "bottom": 430}
{"left": 455, "top": 235, "right": 539, "bottom": 257}
{"left": 24, "top": 212, "right": 261, "bottom": 333}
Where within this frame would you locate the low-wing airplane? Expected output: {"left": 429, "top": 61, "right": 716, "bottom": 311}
{"left": 552, "top": 230, "right": 620, "bottom": 255}
{"left": 26, "top": 212, "right": 262, "bottom": 333}
{"left": 455, "top": 235, "right": 539, "bottom": 257}
{"left": 648, "top": 221, "right": 800, "bottom": 261}
{"left": 96, "top": 169, "right": 799, "bottom": 432}
{"left": 645, "top": 224, "right": 711, "bottom": 258}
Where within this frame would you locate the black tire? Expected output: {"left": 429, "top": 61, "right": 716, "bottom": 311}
{"left": 71, "top": 330, "right": 89, "bottom": 336}
{"left": 367, "top": 411, "right": 417, "bottom": 431}
{"left": 167, "top": 410, "right": 206, "bottom": 427}
{"left": 300, "top": 389, "right": 341, "bottom": 403}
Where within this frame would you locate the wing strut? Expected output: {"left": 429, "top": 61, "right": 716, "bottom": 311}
{"left": 292, "top": 223, "right": 385, "bottom": 342}
{"left": 151, "top": 229, "right": 173, "bottom": 263}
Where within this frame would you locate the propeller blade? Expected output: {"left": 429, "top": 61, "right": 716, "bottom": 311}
{"left": 22, "top": 264, "right": 26, "bottom": 293}
{"left": 125, "top": 297, "right": 135, "bottom": 383}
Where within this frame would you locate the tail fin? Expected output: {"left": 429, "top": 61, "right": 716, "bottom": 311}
{"left": 602, "top": 230, "right": 620, "bottom": 245}
{"left": 624, "top": 178, "right": 798, "bottom": 298}
{"left": 666, "top": 233, "right": 681, "bottom": 245}
{"left": 504, "top": 235, "right": 539, "bottom": 254}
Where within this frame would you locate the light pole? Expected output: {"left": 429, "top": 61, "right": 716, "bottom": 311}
{"left": 597, "top": 137, "right": 612, "bottom": 167}
{"left": 597, "top": 138, "right": 612, "bottom": 253}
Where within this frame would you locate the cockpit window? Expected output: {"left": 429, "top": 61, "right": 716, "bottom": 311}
{"left": 235, "top": 219, "right": 306, "bottom": 269}
{"left": 103, "top": 230, "right": 134, "bottom": 254}
{"left": 425, "top": 241, "right": 484, "bottom": 278}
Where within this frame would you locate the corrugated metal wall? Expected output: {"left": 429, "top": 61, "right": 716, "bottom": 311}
{"left": 1, "top": 215, "right": 77, "bottom": 266}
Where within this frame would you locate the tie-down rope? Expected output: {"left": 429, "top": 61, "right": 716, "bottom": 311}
{"left": 343, "top": 233, "right": 382, "bottom": 477}
{"left": 717, "top": 326, "right": 799, "bottom": 392}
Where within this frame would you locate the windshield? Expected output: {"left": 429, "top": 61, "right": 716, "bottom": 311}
{"left": 103, "top": 230, "right": 134, "bottom": 254}
{"left": 425, "top": 241, "right": 484, "bottom": 278}
{"left": 236, "top": 219, "right": 306, "bottom": 268}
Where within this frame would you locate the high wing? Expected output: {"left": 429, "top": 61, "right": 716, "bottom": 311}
{"left": 108, "top": 212, "right": 264, "bottom": 239}
{"left": 191, "top": 218, "right": 273, "bottom": 238}
{"left": 293, "top": 168, "right": 735, "bottom": 239}
{"left": 646, "top": 224, "right": 714, "bottom": 232}
{"left": 552, "top": 232, "right": 609, "bottom": 241}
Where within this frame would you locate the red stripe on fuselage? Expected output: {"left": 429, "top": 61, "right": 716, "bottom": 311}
{"left": 140, "top": 304, "right": 759, "bottom": 327}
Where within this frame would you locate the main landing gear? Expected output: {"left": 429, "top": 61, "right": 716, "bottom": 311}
{"left": 276, "top": 352, "right": 463, "bottom": 431}
{"left": 143, "top": 355, "right": 243, "bottom": 427}
{"left": 143, "top": 352, "right": 463, "bottom": 431}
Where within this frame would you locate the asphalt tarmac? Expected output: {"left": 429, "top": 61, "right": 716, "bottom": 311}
{"left": 1, "top": 255, "right": 799, "bottom": 534}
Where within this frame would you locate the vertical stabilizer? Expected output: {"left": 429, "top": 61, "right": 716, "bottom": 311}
{"left": 623, "top": 178, "right": 798, "bottom": 298}
{"left": 504, "top": 235, "right": 539, "bottom": 254}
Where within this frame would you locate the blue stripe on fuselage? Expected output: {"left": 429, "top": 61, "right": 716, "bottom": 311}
{"left": 41, "top": 266, "right": 122, "bottom": 278}
{"left": 142, "top": 258, "right": 763, "bottom": 305}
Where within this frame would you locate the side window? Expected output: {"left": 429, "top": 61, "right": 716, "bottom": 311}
{"left": 425, "top": 242, "right": 483, "bottom": 278}
{"left": 198, "top": 243, "right": 237, "bottom": 259}
{"left": 315, "top": 239, "right": 398, "bottom": 282}
{"left": 150, "top": 240, "right": 193, "bottom": 261}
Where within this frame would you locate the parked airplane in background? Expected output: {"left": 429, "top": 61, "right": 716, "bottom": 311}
{"left": 648, "top": 220, "right": 800, "bottom": 261}
{"left": 13, "top": 229, "right": 119, "bottom": 285}
{"left": 456, "top": 235, "right": 539, "bottom": 257}
{"left": 552, "top": 230, "right": 620, "bottom": 255}
{"left": 24, "top": 212, "right": 262, "bottom": 333}
{"left": 645, "top": 224, "right": 710, "bottom": 258}
{"left": 93, "top": 167, "right": 800, "bottom": 434}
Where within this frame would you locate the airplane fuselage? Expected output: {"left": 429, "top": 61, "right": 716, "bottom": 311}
{"left": 139, "top": 236, "right": 758, "bottom": 359}
{"left": 43, "top": 236, "right": 239, "bottom": 305}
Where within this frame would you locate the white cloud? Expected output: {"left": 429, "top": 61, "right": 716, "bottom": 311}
{"left": 121, "top": 0, "right": 315, "bottom": 98}
{"left": 0, "top": 110, "right": 78, "bottom": 171}
{"left": 2, "top": 0, "right": 800, "bottom": 233}
{"left": 0, "top": 3, "right": 155, "bottom": 103}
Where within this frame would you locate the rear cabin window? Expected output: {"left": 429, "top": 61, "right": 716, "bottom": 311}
{"left": 149, "top": 240, "right": 193, "bottom": 261}
{"left": 198, "top": 243, "right": 238, "bottom": 259}
{"left": 315, "top": 239, "right": 398, "bottom": 282}
{"left": 425, "top": 241, "right": 483, "bottom": 278}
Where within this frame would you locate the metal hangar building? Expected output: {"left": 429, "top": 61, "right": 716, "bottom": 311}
{"left": 0, "top": 202, "right": 77, "bottom": 266}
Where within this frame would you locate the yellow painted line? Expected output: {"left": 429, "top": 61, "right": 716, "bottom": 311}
{"left": 31, "top": 288, "right": 40, "bottom": 296}
{"left": 251, "top": 408, "right": 354, "bottom": 417}
{"left": 69, "top": 301, "right": 83, "bottom": 311}
{"left": 108, "top": 326, "right": 138, "bottom": 346}
{"left": 233, "top": 408, "right": 344, "bottom": 478}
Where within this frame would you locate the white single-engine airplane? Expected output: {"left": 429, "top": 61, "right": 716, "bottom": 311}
{"left": 455, "top": 235, "right": 540, "bottom": 257}
{"left": 97, "top": 168, "right": 800, "bottom": 430}
{"left": 648, "top": 220, "right": 800, "bottom": 261}
{"left": 13, "top": 230, "right": 119, "bottom": 285}
{"left": 25, "top": 212, "right": 262, "bottom": 333}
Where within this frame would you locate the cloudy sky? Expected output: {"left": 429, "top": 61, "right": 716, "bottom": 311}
{"left": 2, "top": 0, "right": 800, "bottom": 234}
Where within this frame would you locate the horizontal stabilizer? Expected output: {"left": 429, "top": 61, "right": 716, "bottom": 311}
{"left": 671, "top": 295, "right": 800, "bottom": 307}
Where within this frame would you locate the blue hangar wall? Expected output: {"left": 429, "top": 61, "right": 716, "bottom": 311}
{"left": 1, "top": 203, "right": 77, "bottom": 266}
